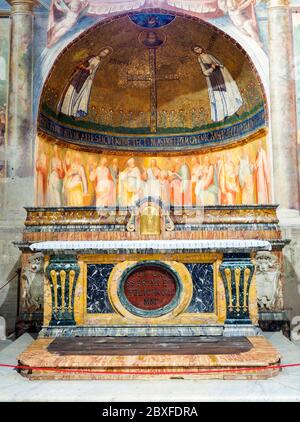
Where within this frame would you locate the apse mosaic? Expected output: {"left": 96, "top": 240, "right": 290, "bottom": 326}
{"left": 39, "top": 13, "right": 266, "bottom": 152}
{"left": 35, "top": 134, "right": 271, "bottom": 207}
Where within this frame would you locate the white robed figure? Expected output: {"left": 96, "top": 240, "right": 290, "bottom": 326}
{"left": 143, "top": 159, "right": 161, "bottom": 199}
{"left": 118, "top": 158, "right": 142, "bottom": 207}
{"left": 192, "top": 45, "right": 243, "bottom": 122}
{"left": 58, "top": 47, "right": 112, "bottom": 118}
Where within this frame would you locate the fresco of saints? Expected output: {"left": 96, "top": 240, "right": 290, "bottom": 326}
{"left": 35, "top": 142, "right": 48, "bottom": 206}
{"left": 47, "top": 145, "right": 65, "bottom": 206}
{"left": 218, "top": 0, "right": 262, "bottom": 47}
{"left": 219, "top": 153, "right": 239, "bottom": 204}
{"left": 109, "top": 158, "right": 119, "bottom": 186}
{"left": 195, "top": 156, "right": 219, "bottom": 205}
{"left": 89, "top": 157, "right": 115, "bottom": 207}
{"left": 192, "top": 45, "right": 243, "bottom": 122}
{"left": 180, "top": 160, "right": 191, "bottom": 206}
{"left": 168, "top": 158, "right": 191, "bottom": 206}
{"left": 214, "top": 153, "right": 224, "bottom": 204}
{"left": 254, "top": 140, "right": 271, "bottom": 204}
{"left": 118, "top": 158, "right": 142, "bottom": 207}
{"left": 191, "top": 156, "right": 202, "bottom": 205}
{"left": 58, "top": 47, "right": 112, "bottom": 118}
{"left": 238, "top": 148, "right": 254, "bottom": 204}
{"left": 143, "top": 158, "right": 161, "bottom": 199}
{"left": 63, "top": 152, "right": 88, "bottom": 206}
{"left": 159, "top": 170, "right": 170, "bottom": 207}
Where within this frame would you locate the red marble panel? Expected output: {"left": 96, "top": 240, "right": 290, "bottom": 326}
{"left": 124, "top": 265, "right": 177, "bottom": 311}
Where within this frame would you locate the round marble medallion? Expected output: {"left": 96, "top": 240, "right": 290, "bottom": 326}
{"left": 118, "top": 261, "right": 182, "bottom": 317}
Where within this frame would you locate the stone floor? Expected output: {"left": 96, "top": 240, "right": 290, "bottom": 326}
{"left": 0, "top": 332, "right": 299, "bottom": 401}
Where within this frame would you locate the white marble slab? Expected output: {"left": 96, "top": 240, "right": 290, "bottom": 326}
{"left": 30, "top": 239, "right": 272, "bottom": 253}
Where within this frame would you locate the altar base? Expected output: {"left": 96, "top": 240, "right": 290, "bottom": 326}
{"left": 18, "top": 336, "right": 280, "bottom": 380}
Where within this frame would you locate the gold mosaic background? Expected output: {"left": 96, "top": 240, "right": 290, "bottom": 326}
{"left": 41, "top": 14, "right": 265, "bottom": 135}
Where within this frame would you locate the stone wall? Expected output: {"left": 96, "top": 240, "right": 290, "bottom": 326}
{"left": 0, "top": 176, "right": 34, "bottom": 333}
{"left": 281, "top": 223, "right": 300, "bottom": 338}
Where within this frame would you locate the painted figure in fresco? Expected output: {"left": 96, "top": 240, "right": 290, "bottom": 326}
{"left": 58, "top": 47, "right": 112, "bottom": 118}
{"left": 219, "top": 153, "right": 239, "bottom": 204}
{"left": 238, "top": 147, "right": 254, "bottom": 204}
{"left": 89, "top": 157, "right": 115, "bottom": 207}
{"left": 85, "top": 155, "right": 97, "bottom": 206}
{"left": 195, "top": 156, "right": 219, "bottom": 205}
{"left": 47, "top": 0, "right": 90, "bottom": 47}
{"left": 119, "top": 158, "right": 142, "bottom": 207}
{"left": 48, "top": 145, "right": 65, "bottom": 206}
{"left": 63, "top": 152, "right": 88, "bottom": 206}
{"left": 214, "top": 153, "right": 223, "bottom": 204}
{"left": 218, "top": 0, "right": 262, "bottom": 47}
{"left": 191, "top": 156, "right": 202, "bottom": 205}
{"left": 35, "top": 142, "right": 48, "bottom": 206}
{"left": 159, "top": 169, "right": 171, "bottom": 206}
{"left": 62, "top": 149, "right": 72, "bottom": 205}
{"left": 143, "top": 158, "right": 161, "bottom": 199}
{"left": 180, "top": 160, "right": 192, "bottom": 206}
{"left": 254, "top": 140, "right": 271, "bottom": 204}
{"left": 110, "top": 158, "right": 119, "bottom": 186}
{"left": 168, "top": 159, "right": 183, "bottom": 206}
{"left": 168, "top": 158, "right": 191, "bottom": 206}
{"left": 192, "top": 46, "right": 243, "bottom": 122}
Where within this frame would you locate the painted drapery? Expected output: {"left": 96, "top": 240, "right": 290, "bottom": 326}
{"left": 35, "top": 134, "right": 271, "bottom": 207}
{"left": 47, "top": 0, "right": 262, "bottom": 47}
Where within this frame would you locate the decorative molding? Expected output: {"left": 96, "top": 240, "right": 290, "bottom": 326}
{"left": 8, "top": 0, "right": 36, "bottom": 13}
{"left": 30, "top": 239, "right": 272, "bottom": 254}
{"left": 23, "top": 205, "right": 279, "bottom": 227}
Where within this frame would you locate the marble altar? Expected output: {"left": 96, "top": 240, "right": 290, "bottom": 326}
{"left": 16, "top": 204, "right": 288, "bottom": 379}
{"left": 7, "top": 4, "right": 295, "bottom": 381}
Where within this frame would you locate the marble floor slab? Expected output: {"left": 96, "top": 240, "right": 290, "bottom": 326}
{"left": 0, "top": 332, "right": 299, "bottom": 401}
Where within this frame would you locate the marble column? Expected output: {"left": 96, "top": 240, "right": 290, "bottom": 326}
{"left": 268, "top": 0, "right": 300, "bottom": 213}
{"left": 6, "top": 0, "right": 35, "bottom": 178}
{"left": 0, "top": 1, "right": 36, "bottom": 334}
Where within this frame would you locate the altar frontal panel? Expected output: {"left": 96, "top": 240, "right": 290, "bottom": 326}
{"left": 42, "top": 253, "right": 259, "bottom": 327}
